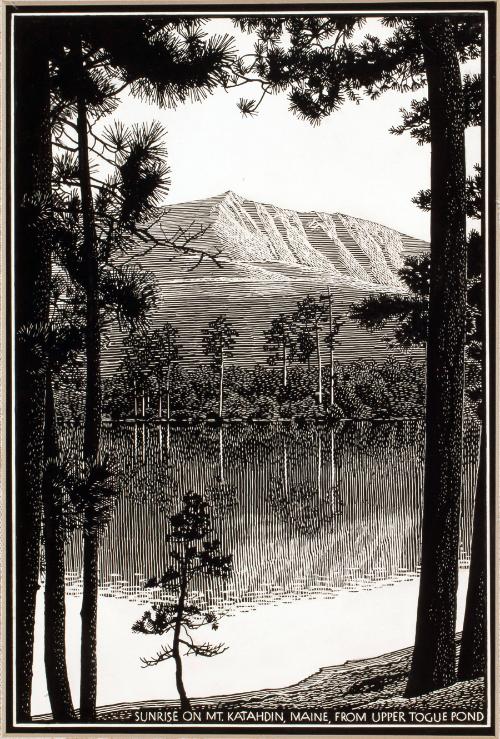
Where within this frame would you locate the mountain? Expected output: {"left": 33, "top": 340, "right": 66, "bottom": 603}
{"left": 134, "top": 191, "right": 429, "bottom": 291}
{"left": 106, "top": 192, "right": 429, "bottom": 371}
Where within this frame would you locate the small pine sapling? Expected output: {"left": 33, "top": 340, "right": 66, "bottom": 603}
{"left": 133, "top": 493, "right": 233, "bottom": 711}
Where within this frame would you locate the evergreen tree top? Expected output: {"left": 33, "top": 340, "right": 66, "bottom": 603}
{"left": 231, "top": 15, "right": 482, "bottom": 123}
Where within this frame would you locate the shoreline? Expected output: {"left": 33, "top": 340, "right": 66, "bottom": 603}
{"left": 33, "top": 637, "right": 485, "bottom": 726}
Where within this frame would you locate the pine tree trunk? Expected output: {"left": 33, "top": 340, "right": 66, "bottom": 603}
{"left": 405, "top": 17, "right": 467, "bottom": 697}
{"left": 173, "top": 574, "right": 190, "bottom": 711}
{"left": 42, "top": 369, "right": 76, "bottom": 721}
{"left": 458, "top": 159, "right": 488, "bottom": 679}
{"left": 316, "top": 326, "right": 322, "bottom": 405}
{"left": 328, "top": 288, "right": 334, "bottom": 406}
{"left": 14, "top": 26, "right": 52, "bottom": 722}
{"left": 133, "top": 379, "right": 138, "bottom": 457}
{"left": 80, "top": 532, "right": 99, "bottom": 721}
{"left": 458, "top": 428, "right": 487, "bottom": 679}
{"left": 158, "top": 392, "right": 163, "bottom": 463}
{"left": 166, "top": 365, "right": 171, "bottom": 422}
{"left": 141, "top": 389, "right": 146, "bottom": 462}
{"left": 330, "top": 351, "right": 334, "bottom": 407}
{"left": 282, "top": 343, "right": 287, "bottom": 387}
{"left": 75, "top": 39, "right": 101, "bottom": 722}
{"left": 219, "top": 355, "right": 224, "bottom": 418}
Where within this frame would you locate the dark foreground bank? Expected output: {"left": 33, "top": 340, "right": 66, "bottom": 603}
{"left": 34, "top": 637, "right": 486, "bottom": 727}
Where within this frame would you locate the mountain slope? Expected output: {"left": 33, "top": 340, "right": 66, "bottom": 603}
{"left": 103, "top": 193, "right": 429, "bottom": 372}
{"left": 136, "top": 191, "right": 429, "bottom": 291}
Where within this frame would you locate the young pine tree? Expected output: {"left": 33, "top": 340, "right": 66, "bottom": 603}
{"left": 150, "top": 323, "right": 182, "bottom": 424}
{"left": 133, "top": 494, "right": 233, "bottom": 711}
{"left": 293, "top": 296, "right": 328, "bottom": 406}
{"left": 201, "top": 316, "right": 238, "bottom": 419}
{"left": 263, "top": 313, "right": 295, "bottom": 389}
{"left": 319, "top": 288, "right": 343, "bottom": 407}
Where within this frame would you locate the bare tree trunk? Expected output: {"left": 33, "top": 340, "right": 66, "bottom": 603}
{"left": 14, "top": 26, "right": 52, "bottom": 721}
{"left": 42, "top": 368, "right": 76, "bottom": 721}
{"left": 75, "top": 39, "right": 101, "bottom": 722}
{"left": 166, "top": 367, "right": 171, "bottom": 422}
{"left": 406, "top": 17, "right": 467, "bottom": 697}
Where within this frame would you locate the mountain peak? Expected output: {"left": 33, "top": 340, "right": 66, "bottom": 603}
{"left": 142, "top": 193, "right": 428, "bottom": 288}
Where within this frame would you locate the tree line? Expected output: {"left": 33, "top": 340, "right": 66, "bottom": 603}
{"left": 91, "top": 300, "right": 426, "bottom": 423}
{"left": 113, "top": 293, "right": 342, "bottom": 420}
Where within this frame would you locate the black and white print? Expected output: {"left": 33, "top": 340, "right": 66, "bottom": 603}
{"left": 5, "top": 3, "right": 496, "bottom": 734}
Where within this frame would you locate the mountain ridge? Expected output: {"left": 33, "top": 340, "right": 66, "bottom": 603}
{"left": 135, "top": 191, "right": 429, "bottom": 291}
{"left": 104, "top": 192, "right": 429, "bottom": 372}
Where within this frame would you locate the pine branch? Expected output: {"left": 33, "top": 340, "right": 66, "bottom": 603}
{"left": 140, "top": 645, "right": 174, "bottom": 667}
{"left": 179, "top": 637, "right": 227, "bottom": 658}
{"left": 52, "top": 140, "right": 79, "bottom": 154}
{"left": 122, "top": 218, "right": 223, "bottom": 270}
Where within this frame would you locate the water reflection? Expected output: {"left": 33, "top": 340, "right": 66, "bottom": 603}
{"left": 64, "top": 421, "right": 477, "bottom": 610}
{"left": 268, "top": 429, "right": 344, "bottom": 535}
{"left": 205, "top": 427, "right": 238, "bottom": 517}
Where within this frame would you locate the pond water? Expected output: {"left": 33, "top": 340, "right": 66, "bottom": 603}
{"left": 32, "top": 421, "right": 478, "bottom": 714}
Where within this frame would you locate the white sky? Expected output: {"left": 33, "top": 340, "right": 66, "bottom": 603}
{"left": 105, "top": 18, "right": 481, "bottom": 242}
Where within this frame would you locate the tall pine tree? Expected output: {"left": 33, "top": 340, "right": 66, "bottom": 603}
{"left": 14, "top": 18, "right": 53, "bottom": 722}
{"left": 13, "top": 14, "right": 235, "bottom": 722}
{"left": 233, "top": 14, "right": 482, "bottom": 695}
{"left": 49, "top": 18, "right": 235, "bottom": 721}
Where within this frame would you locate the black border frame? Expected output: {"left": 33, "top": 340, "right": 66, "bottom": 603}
{"left": 4, "top": 3, "right": 496, "bottom": 734}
